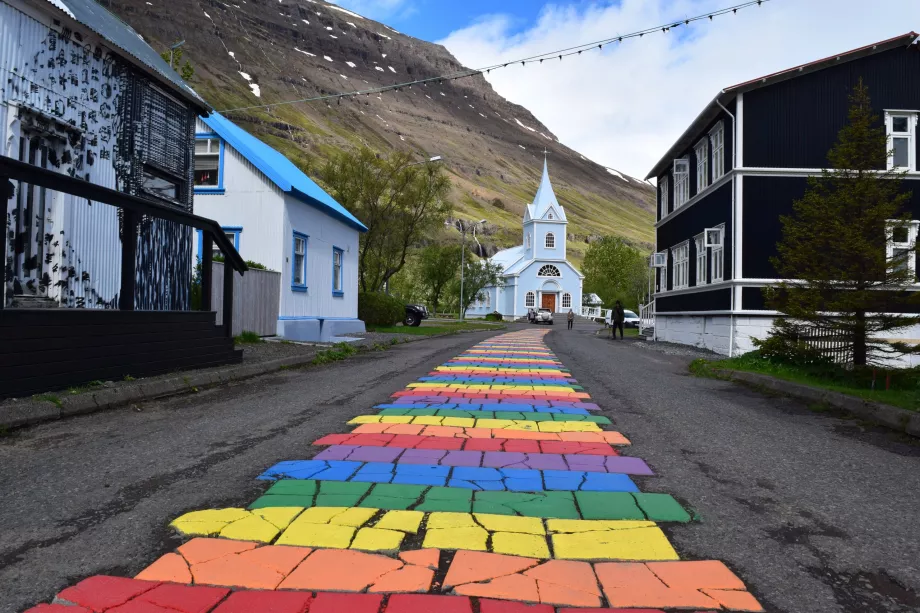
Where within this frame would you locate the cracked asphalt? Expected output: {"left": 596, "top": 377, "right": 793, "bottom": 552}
{"left": 1, "top": 320, "right": 918, "bottom": 613}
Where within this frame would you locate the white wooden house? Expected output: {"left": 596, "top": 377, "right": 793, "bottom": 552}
{"left": 192, "top": 112, "right": 367, "bottom": 341}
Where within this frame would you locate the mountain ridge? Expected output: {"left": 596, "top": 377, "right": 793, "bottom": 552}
{"left": 101, "top": 0, "right": 655, "bottom": 263}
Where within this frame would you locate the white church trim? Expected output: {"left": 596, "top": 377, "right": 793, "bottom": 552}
{"left": 465, "top": 159, "right": 584, "bottom": 319}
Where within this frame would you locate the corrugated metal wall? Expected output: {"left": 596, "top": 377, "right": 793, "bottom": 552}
{"left": 211, "top": 261, "right": 280, "bottom": 336}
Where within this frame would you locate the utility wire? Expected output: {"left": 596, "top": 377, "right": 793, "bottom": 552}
{"left": 218, "top": 0, "right": 769, "bottom": 114}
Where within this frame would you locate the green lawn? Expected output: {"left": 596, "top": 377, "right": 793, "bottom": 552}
{"left": 367, "top": 321, "right": 506, "bottom": 336}
{"left": 692, "top": 354, "right": 920, "bottom": 413}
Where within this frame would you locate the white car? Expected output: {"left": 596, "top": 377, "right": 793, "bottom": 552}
{"left": 534, "top": 308, "right": 554, "bottom": 325}
{"left": 606, "top": 309, "right": 640, "bottom": 328}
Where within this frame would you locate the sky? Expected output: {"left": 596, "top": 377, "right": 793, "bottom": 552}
{"left": 329, "top": 0, "right": 920, "bottom": 179}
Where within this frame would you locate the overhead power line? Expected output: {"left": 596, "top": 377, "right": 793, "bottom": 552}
{"left": 218, "top": 0, "right": 770, "bottom": 114}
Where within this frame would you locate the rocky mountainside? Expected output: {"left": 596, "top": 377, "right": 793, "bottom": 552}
{"left": 101, "top": 0, "right": 655, "bottom": 263}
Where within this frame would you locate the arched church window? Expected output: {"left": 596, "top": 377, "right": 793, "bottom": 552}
{"left": 545, "top": 233, "right": 555, "bottom": 249}
{"left": 562, "top": 293, "right": 572, "bottom": 308}
{"left": 538, "top": 265, "right": 561, "bottom": 277}
{"left": 525, "top": 291, "right": 536, "bottom": 307}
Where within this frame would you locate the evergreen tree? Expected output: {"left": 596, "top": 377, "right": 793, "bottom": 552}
{"left": 766, "top": 81, "right": 919, "bottom": 366}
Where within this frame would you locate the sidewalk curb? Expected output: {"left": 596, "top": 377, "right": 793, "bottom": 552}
{"left": 0, "top": 354, "right": 317, "bottom": 431}
{"left": 714, "top": 368, "right": 920, "bottom": 437}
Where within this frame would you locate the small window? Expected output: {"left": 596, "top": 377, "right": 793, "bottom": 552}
{"left": 562, "top": 293, "right": 572, "bottom": 308}
{"left": 525, "top": 291, "right": 536, "bottom": 307}
{"left": 887, "top": 220, "right": 919, "bottom": 277}
{"left": 658, "top": 256, "right": 668, "bottom": 293}
{"left": 215, "top": 227, "right": 241, "bottom": 259}
{"left": 141, "top": 166, "right": 180, "bottom": 201}
{"left": 695, "top": 234, "right": 707, "bottom": 286}
{"left": 710, "top": 224, "right": 725, "bottom": 282}
{"left": 292, "top": 232, "right": 308, "bottom": 291}
{"left": 695, "top": 139, "right": 709, "bottom": 192}
{"left": 548, "top": 212, "right": 554, "bottom": 220}
{"left": 538, "top": 264, "right": 561, "bottom": 277}
{"left": 673, "top": 158, "right": 690, "bottom": 208}
{"left": 545, "top": 232, "right": 555, "bottom": 249}
{"left": 659, "top": 176, "right": 669, "bottom": 219}
{"left": 886, "top": 112, "right": 917, "bottom": 171}
{"left": 710, "top": 122, "right": 725, "bottom": 180}
{"left": 650, "top": 252, "right": 667, "bottom": 268}
{"left": 332, "top": 247, "right": 344, "bottom": 295}
{"left": 194, "top": 137, "right": 222, "bottom": 189}
{"left": 671, "top": 242, "right": 689, "bottom": 289}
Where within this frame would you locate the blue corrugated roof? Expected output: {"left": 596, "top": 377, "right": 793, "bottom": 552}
{"left": 46, "top": 0, "right": 207, "bottom": 108}
{"left": 201, "top": 113, "right": 367, "bottom": 232}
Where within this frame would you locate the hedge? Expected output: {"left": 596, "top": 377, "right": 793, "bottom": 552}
{"left": 358, "top": 292, "right": 406, "bottom": 327}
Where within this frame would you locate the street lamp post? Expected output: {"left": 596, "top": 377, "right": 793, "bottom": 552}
{"left": 168, "top": 40, "right": 186, "bottom": 69}
{"left": 447, "top": 218, "right": 487, "bottom": 321}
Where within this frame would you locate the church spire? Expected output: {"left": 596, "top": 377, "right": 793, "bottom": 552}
{"left": 530, "top": 158, "right": 564, "bottom": 220}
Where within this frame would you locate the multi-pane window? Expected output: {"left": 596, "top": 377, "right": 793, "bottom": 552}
{"left": 887, "top": 220, "right": 919, "bottom": 278}
{"left": 695, "top": 234, "right": 707, "bottom": 286}
{"left": 194, "top": 137, "right": 222, "bottom": 187}
{"left": 545, "top": 232, "right": 555, "bottom": 249}
{"left": 660, "top": 256, "right": 668, "bottom": 292}
{"left": 292, "top": 232, "right": 307, "bottom": 290}
{"left": 673, "top": 158, "right": 690, "bottom": 208}
{"left": 710, "top": 224, "right": 725, "bottom": 282}
{"left": 333, "top": 247, "right": 344, "bottom": 294}
{"left": 659, "top": 176, "right": 669, "bottom": 219}
{"left": 671, "top": 242, "right": 689, "bottom": 289}
{"left": 538, "top": 264, "right": 561, "bottom": 277}
{"left": 562, "top": 293, "right": 572, "bottom": 308}
{"left": 525, "top": 291, "right": 536, "bottom": 307}
{"left": 695, "top": 139, "right": 709, "bottom": 192}
{"left": 711, "top": 122, "right": 725, "bottom": 181}
{"left": 886, "top": 112, "right": 917, "bottom": 171}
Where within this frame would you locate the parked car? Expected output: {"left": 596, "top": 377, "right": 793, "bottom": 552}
{"left": 404, "top": 304, "right": 429, "bottom": 327}
{"left": 624, "top": 309, "right": 640, "bottom": 328}
{"left": 534, "top": 308, "right": 554, "bottom": 325}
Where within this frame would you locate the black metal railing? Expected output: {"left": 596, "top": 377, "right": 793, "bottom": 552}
{"left": 1, "top": 154, "right": 247, "bottom": 337}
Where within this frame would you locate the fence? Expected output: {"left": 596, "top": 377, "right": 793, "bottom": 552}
{"left": 798, "top": 325, "right": 853, "bottom": 365}
{"left": 580, "top": 306, "right": 612, "bottom": 321}
{"left": 212, "top": 262, "right": 280, "bottom": 337}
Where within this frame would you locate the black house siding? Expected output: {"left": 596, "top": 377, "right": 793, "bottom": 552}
{"left": 742, "top": 175, "right": 920, "bottom": 279}
{"left": 743, "top": 46, "right": 920, "bottom": 169}
{"left": 657, "top": 288, "right": 731, "bottom": 312}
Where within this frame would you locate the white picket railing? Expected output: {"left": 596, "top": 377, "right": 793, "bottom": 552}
{"left": 580, "top": 306, "right": 612, "bottom": 322}
{"left": 639, "top": 301, "right": 655, "bottom": 337}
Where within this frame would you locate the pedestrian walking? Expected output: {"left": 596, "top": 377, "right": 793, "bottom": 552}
{"left": 567, "top": 309, "right": 575, "bottom": 330}
{"left": 611, "top": 300, "right": 625, "bottom": 340}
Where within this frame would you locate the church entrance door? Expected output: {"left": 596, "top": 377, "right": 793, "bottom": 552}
{"left": 541, "top": 293, "right": 556, "bottom": 312}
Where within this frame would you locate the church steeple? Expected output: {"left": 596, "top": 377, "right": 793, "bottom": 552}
{"left": 525, "top": 158, "right": 567, "bottom": 223}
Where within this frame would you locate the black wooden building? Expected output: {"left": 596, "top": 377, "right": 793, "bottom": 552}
{"left": 645, "top": 32, "right": 920, "bottom": 357}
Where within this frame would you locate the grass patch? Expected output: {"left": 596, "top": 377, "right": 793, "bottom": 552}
{"left": 33, "top": 393, "right": 62, "bottom": 408}
{"left": 693, "top": 352, "right": 920, "bottom": 412}
{"left": 67, "top": 380, "right": 104, "bottom": 395}
{"left": 312, "top": 342, "right": 360, "bottom": 365}
{"left": 234, "top": 331, "right": 263, "bottom": 344}
{"left": 367, "top": 321, "right": 504, "bottom": 336}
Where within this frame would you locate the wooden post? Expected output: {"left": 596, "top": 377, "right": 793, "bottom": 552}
{"left": 119, "top": 210, "right": 137, "bottom": 311}
{"left": 0, "top": 176, "right": 9, "bottom": 311}
{"left": 201, "top": 232, "right": 213, "bottom": 311}
{"left": 222, "top": 251, "right": 234, "bottom": 337}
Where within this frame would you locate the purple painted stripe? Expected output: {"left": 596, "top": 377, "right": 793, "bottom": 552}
{"left": 312, "top": 445, "right": 654, "bottom": 475}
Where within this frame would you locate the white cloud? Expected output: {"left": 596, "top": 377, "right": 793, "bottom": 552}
{"left": 440, "top": 0, "right": 920, "bottom": 178}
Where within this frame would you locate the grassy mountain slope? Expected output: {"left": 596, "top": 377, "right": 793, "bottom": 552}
{"left": 103, "top": 0, "right": 655, "bottom": 265}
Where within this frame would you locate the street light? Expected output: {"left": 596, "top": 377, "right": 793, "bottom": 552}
{"left": 446, "top": 218, "right": 487, "bottom": 321}
{"left": 168, "top": 40, "right": 186, "bottom": 69}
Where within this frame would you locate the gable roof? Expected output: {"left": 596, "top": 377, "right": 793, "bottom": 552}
{"left": 200, "top": 112, "right": 367, "bottom": 232}
{"left": 645, "top": 32, "right": 920, "bottom": 180}
{"left": 526, "top": 160, "right": 567, "bottom": 222}
{"left": 40, "top": 0, "right": 207, "bottom": 110}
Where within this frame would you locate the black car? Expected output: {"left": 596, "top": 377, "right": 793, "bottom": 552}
{"left": 404, "top": 304, "right": 429, "bottom": 327}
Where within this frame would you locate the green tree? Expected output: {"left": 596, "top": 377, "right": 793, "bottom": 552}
{"left": 417, "top": 243, "right": 462, "bottom": 315}
{"left": 582, "top": 236, "right": 648, "bottom": 310}
{"left": 160, "top": 47, "right": 194, "bottom": 81}
{"left": 766, "top": 81, "right": 919, "bottom": 366}
{"left": 450, "top": 248, "right": 504, "bottom": 315}
{"left": 321, "top": 148, "right": 452, "bottom": 293}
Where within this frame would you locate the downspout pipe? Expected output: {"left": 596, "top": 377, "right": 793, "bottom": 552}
{"left": 715, "top": 95, "right": 737, "bottom": 358}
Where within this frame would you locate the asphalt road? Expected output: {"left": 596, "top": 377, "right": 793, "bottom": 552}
{"left": 1, "top": 321, "right": 918, "bottom": 612}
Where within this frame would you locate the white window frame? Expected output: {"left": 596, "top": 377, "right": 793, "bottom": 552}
{"left": 710, "top": 223, "right": 725, "bottom": 282}
{"left": 545, "top": 232, "right": 556, "bottom": 249}
{"left": 710, "top": 122, "right": 725, "bottom": 181}
{"left": 194, "top": 136, "right": 222, "bottom": 189}
{"left": 886, "top": 219, "right": 919, "bottom": 277}
{"left": 537, "top": 264, "right": 561, "bottom": 277}
{"left": 292, "top": 232, "right": 308, "bottom": 290}
{"left": 525, "top": 291, "right": 536, "bottom": 308}
{"left": 885, "top": 111, "right": 917, "bottom": 171}
{"left": 659, "top": 176, "right": 669, "bottom": 219}
{"left": 694, "top": 233, "right": 707, "bottom": 286}
{"left": 660, "top": 256, "right": 668, "bottom": 292}
{"left": 673, "top": 158, "right": 690, "bottom": 208}
{"left": 671, "top": 241, "right": 690, "bottom": 290}
{"left": 562, "top": 293, "right": 572, "bottom": 308}
{"left": 695, "top": 138, "right": 709, "bottom": 192}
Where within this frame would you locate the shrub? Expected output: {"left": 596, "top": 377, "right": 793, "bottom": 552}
{"left": 359, "top": 292, "right": 405, "bottom": 327}
{"left": 751, "top": 319, "right": 833, "bottom": 368}
{"left": 485, "top": 311, "right": 504, "bottom": 322}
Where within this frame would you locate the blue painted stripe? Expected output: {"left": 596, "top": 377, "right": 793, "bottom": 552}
{"left": 258, "top": 460, "right": 638, "bottom": 492}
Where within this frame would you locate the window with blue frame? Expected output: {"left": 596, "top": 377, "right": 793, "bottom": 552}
{"left": 292, "top": 231, "right": 308, "bottom": 291}
{"left": 332, "top": 247, "right": 344, "bottom": 296}
{"left": 196, "top": 227, "right": 241, "bottom": 261}
{"left": 194, "top": 135, "right": 224, "bottom": 193}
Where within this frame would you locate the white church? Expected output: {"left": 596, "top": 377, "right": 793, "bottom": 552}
{"left": 466, "top": 160, "right": 584, "bottom": 319}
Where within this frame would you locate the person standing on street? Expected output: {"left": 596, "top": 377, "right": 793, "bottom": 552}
{"left": 567, "top": 309, "right": 575, "bottom": 330}
{"left": 611, "top": 300, "right": 625, "bottom": 340}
